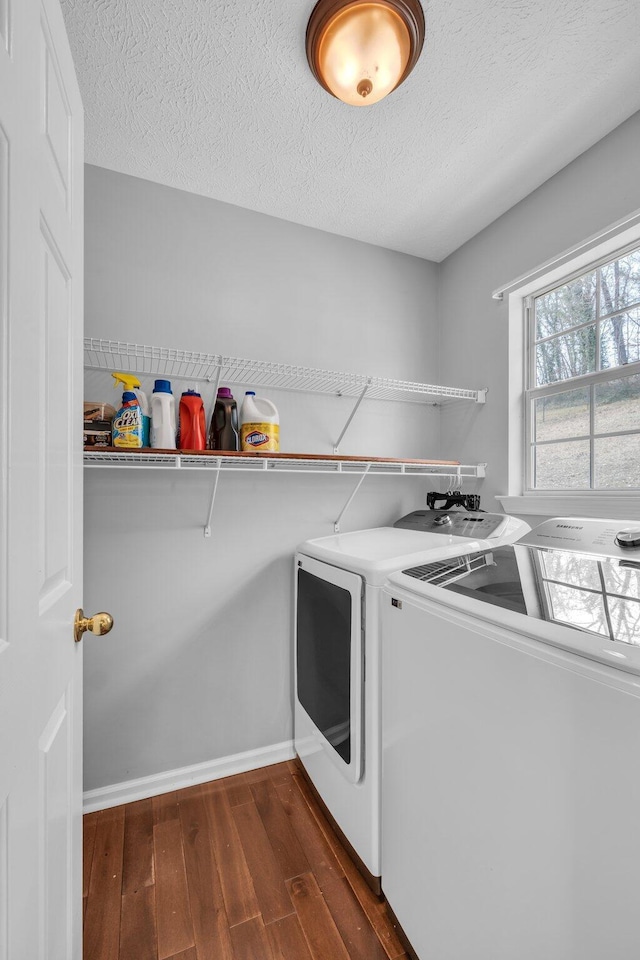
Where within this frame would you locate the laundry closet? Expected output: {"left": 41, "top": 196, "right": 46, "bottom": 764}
{"left": 74, "top": 108, "right": 640, "bottom": 960}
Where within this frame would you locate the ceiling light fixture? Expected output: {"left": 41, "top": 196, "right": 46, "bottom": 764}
{"left": 306, "top": 0, "right": 425, "bottom": 107}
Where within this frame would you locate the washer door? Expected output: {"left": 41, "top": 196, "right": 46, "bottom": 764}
{"left": 295, "top": 554, "right": 364, "bottom": 784}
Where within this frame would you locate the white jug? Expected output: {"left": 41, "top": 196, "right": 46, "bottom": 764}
{"left": 240, "top": 391, "right": 279, "bottom": 452}
{"left": 150, "top": 379, "right": 177, "bottom": 449}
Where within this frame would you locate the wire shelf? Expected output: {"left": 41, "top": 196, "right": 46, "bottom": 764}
{"left": 82, "top": 451, "right": 486, "bottom": 536}
{"left": 84, "top": 338, "right": 486, "bottom": 405}
{"left": 83, "top": 450, "right": 486, "bottom": 479}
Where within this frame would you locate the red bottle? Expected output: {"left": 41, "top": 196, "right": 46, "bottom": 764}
{"left": 178, "top": 390, "right": 206, "bottom": 450}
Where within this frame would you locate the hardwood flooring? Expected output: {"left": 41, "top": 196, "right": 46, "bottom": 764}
{"left": 83, "top": 759, "right": 410, "bottom": 960}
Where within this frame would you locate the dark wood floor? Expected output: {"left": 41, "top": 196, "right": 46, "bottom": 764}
{"left": 83, "top": 759, "right": 410, "bottom": 960}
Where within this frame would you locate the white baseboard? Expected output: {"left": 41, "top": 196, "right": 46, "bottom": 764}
{"left": 83, "top": 740, "right": 296, "bottom": 814}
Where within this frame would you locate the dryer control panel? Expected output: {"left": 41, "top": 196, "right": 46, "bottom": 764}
{"left": 394, "top": 510, "right": 509, "bottom": 539}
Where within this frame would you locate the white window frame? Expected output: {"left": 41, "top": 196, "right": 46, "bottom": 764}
{"left": 495, "top": 207, "right": 640, "bottom": 519}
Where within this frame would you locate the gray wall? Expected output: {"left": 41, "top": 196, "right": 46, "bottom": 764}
{"left": 83, "top": 166, "right": 442, "bottom": 791}
{"left": 438, "top": 110, "right": 640, "bottom": 511}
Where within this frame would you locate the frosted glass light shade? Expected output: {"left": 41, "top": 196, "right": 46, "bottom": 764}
{"left": 307, "top": 0, "right": 425, "bottom": 107}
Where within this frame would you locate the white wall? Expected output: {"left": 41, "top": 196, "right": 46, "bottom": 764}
{"left": 438, "top": 110, "right": 640, "bottom": 517}
{"left": 83, "top": 165, "right": 443, "bottom": 791}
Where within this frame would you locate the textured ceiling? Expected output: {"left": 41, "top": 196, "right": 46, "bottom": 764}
{"left": 61, "top": 0, "right": 640, "bottom": 262}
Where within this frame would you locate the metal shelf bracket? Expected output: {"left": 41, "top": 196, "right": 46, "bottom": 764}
{"left": 476, "top": 388, "right": 488, "bottom": 404}
{"left": 203, "top": 459, "right": 223, "bottom": 538}
{"left": 334, "top": 464, "right": 371, "bottom": 534}
{"left": 209, "top": 364, "right": 222, "bottom": 394}
{"left": 334, "top": 379, "right": 371, "bottom": 454}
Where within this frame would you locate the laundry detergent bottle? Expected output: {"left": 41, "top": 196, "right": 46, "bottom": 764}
{"left": 209, "top": 387, "right": 239, "bottom": 451}
{"left": 240, "top": 391, "right": 280, "bottom": 452}
{"left": 112, "top": 391, "right": 145, "bottom": 448}
{"left": 112, "top": 372, "right": 150, "bottom": 446}
{"left": 178, "top": 389, "right": 206, "bottom": 450}
{"left": 151, "top": 379, "right": 177, "bottom": 449}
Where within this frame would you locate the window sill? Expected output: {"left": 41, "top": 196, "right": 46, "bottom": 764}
{"left": 496, "top": 493, "right": 640, "bottom": 521}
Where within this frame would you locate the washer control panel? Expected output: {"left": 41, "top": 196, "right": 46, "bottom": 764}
{"left": 518, "top": 517, "right": 640, "bottom": 559}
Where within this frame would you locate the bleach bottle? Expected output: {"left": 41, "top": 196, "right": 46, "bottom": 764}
{"left": 151, "top": 379, "right": 177, "bottom": 449}
{"left": 240, "top": 391, "right": 280, "bottom": 452}
{"left": 113, "top": 391, "right": 145, "bottom": 448}
{"left": 112, "top": 373, "right": 150, "bottom": 446}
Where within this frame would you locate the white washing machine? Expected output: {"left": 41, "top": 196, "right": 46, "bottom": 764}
{"left": 382, "top": 517, "right": 640, "bottom": 959}
{"left": 294, "top": 509, "right": 529, "bottom": 892}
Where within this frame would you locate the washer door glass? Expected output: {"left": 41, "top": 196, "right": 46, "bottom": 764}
{"left": 296, "top": 557, "right": 363, "bottom": 782}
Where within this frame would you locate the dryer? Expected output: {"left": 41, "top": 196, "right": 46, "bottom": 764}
{"left": 294, "top": 509, "right": 529, "bottom": 891}
{"left": 382, "top": 517, "right": 640, "bottom": 959}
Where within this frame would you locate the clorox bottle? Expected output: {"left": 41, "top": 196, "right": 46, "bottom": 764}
{"left": 240, "top": 391, "right": 280, "bottom": 452}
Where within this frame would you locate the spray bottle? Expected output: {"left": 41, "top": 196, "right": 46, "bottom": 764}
{"left": 112, "top": 373, "right": 150, "bottom": 446}
{"left": 112, "top": 392, "right": 145, "bottom": 448}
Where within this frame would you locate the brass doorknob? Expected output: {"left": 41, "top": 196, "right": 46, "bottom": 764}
{"left": 74, "top": 608, "right": 114, "bottom": 643}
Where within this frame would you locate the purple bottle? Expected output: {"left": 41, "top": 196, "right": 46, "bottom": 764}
{"left": 209, "top": 387, "right": 239, "bottom": 451}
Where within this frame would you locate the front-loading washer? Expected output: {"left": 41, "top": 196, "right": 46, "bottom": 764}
{"left": 294, "top": 509, "right": 530, "bottom": 892}
{"left": 382, "top": 516, "right": 640, "bottom": 959}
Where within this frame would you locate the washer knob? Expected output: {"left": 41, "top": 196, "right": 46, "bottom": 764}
{"left": 615, "top": 529, "right": 640, "bottom": 548}
{"left": 434, "top": 514, "right": 451, "bottom": 526}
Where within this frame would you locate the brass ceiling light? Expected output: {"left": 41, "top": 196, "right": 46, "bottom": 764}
{"left": 306, "top": 0, "right": 425, "bottom": 107}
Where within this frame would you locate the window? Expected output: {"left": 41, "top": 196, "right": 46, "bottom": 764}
{"left": 526, "top": 244, "right": 640, "bottom": 492}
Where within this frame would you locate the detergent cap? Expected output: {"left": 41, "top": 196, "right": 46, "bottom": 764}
{"left": 245, "top": 390, "right": 255, "bottom": 396}
{"left": 153, "top": 379, "right": 173, "bottom": 394}
{"left": 112, "top": 372, "right": 141, "bottom": 392}
{"left": 217, "top": 387, "right": 234, "bottom": 399}
{"left": 182, "top": 388, "right": 201, "bottom": 397}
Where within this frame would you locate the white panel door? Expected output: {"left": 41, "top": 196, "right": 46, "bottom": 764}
{"left": 0, "top": 0, "right": 84, "bottom": 957}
